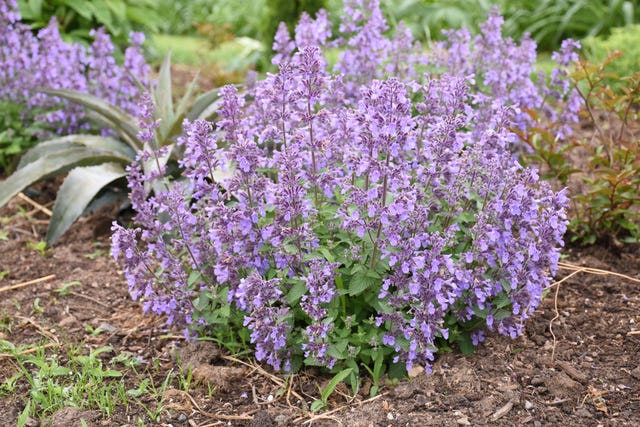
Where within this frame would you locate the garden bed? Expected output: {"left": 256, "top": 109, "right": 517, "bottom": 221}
{"left": 0, "top": 188, "right": 638, "bottom": 426}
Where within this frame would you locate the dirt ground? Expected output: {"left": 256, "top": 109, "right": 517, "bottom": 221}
{"left": 0, "top": 184, "right": 638, "bottom": 427}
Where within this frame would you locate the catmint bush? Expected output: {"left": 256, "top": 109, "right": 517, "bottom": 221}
{"left": 112, "top": 0, "right": 568, "bottom": 378}
{"left": 0, "top": 0, "right": 149, "bottom": 136}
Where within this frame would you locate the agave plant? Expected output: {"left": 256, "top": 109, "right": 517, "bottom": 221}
{"left": 0, "top": 53, "right": 224, "bottom": 245}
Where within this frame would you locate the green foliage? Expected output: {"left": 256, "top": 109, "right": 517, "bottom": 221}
{"left": 501, "top": 0, "right": 640, "bottom": 51}
{"left": 155, "top": 0, "right": 267, "bottom": 39}
{"left": 0, "top": 54, "right": 224, "bottom": 246}
{"left": 26, "top": 241, "right": 48, "bottom": 257}
{"left": 521, "top": 52, "right": 640, "bottom": 245}
{"left": 0, "top": 102, "right": 44, "bottom": 174}
{"left": 0, "top": 342, "right": 127, "bottom": 419}
{"left": 311, "top": 368, "right": 355, "bottom": 411}
{"left": 17, "top": 0, "right": 161, "bottom": 51}
{"left": 378, "top": 0, "right": 640, "bottom": 51}
{"left": 568, "top": 55, "right": 640, "bottom": 244}
{"left": 55, "top": 280, "right": 82, "bottom": 296}
{"left": 380, "top": 0, "right": 494, "bottom": 42}
{"left": 582, "top": 24, "right": 640, "bottom": 86}
{"left": 261, "top": 0, "right": 327, "bottom": 52}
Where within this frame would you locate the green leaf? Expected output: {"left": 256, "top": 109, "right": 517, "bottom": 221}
{"left": 188, "top": 87, "right": 224, "bottom": 121}
{"left": 60, "top": 0, "right": 94, "bottom": 20}
{"left": 188, "top": 270, "right": 203, "bottom": 286}
{"left": 125, "top": 5, "right": 160, "bottom": 32}
{"left": 104, "top": 0, "right": 126, "bottom": 21}
{"left": 348, "top": 271, "right": 377, "bottom": 296}
{"left": 141, "top": 142, "right": 175, "bottom": 195}
{"left": 310, "top": 399, "right": 325, "bottom": 412}
{"left": 318, "top": 247, "right": 336, "bottom": 263}
{"left": 16, "top": 401, "right": 30, "bottom": 427}
{"left": 155, "top": 52, "right": 175, "bottom": 141}
{"left": 456, "top": 334, "right": 475, "bottom": 355}
{"left": 326, "top": 338, "right": 349, "bottom": 360}
{"left": 0, "top": 148, "right": 131, "bottom": 208}
{"left": 46, "top": 163, "right": 126, "bottom": 246}
{"left": 18, "top": 134, "right": 134, "bottom": 169}
{"left": 27, "top": 0, "right": 42, "bottom": 17}
{"left": 50, "top": 366, "right": 72, "bottom": 376}
{"left": 91, "top": 0, "right": 117, "bottom": 35}
{"left": 286, "top": 280, "right": 307, "bottom": 305}
{"left": 320, "top": 368, "right": 353, "bottom": 403}
{"left": 42, "top": 89, "right": 140, "bottom": 145}
{"left": 175, "top": 72, "right": 201, "bottom": 121}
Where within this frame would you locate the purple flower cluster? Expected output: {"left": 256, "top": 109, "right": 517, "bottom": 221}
{"left": 112, "top": 1, "right": 570, "bottom": 373}
{"left": 431, "top": 8, "right": 581, "bottom": 145}
{"left": 0, "top": 0, "right": 149, "bottom": 135}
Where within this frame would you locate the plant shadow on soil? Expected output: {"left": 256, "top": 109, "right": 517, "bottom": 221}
{"left": 0, "top": 183, "right": 638, "bottom": 427}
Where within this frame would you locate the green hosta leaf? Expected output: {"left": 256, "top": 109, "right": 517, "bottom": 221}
{"left": 91, "top": 0, "right": 117, "bottom": 35}
{"left": 125, "top": 5, "right": 160, "bottom": 32}
{"left": 42, "top": 89, "right": 140, "bottom": 144}
{"left": 104, "top": 0, "right": 126, "bottom": 21}
{"left": 18, "top": 134, "right": 135, "bottom": 168}
{"left": 46, "top": 163, "right": 126, "bottom": 246}
{"left": 0, "top": 148, "right": 131, "bottom": 208}
{"left": 60, "top": 0, "right": 94, "bottom": 20}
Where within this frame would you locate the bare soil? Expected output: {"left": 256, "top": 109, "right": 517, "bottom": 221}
{"left": 0, "top": 185, "right": 638, "bottom": 427}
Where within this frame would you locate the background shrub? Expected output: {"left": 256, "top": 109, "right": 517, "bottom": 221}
{"left": 500, "top": 0, "right": 640, "bottom": 52}
{"left": 522, "top": 52, "right": 640, "bottom": 245}
{"left": 16, "top": 0, "right": 161, "bottom": 52}
{"left": 581, "top": 24, "right": 640, "bottom": 84}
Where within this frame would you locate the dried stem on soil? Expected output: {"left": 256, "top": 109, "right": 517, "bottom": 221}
{"left": 0, "top": 342, "right": 59, "bottom": 359}
{"left": 15, "top": 315, "right": 60, "bottom": 344}
{"left": 17, "top": 192, "right": 52, "bottom": 217}
{"left": 557, "top": 261, "right": 640, "bottom": 284}
{"left": 294, "top": 393, "right": 387, "bottom": 425}
{"left": 548, "top": 261, "right": 640, "bottom": 366}
{"left": 0, "top": 274, "right": 56, "bottom": 293}
{"left": 222, "top": 355, "right": 306, "bottom": 404}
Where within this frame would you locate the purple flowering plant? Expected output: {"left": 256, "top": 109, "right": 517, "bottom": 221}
{"left": 0, "top": 0, "right": 231, "bottom": 245}
{"left": 0, "top": 0, "right": 149, "bottom": 137}
{"left": 0, "top": 0, "right": 155, "bottom": 245}
{"left": 112, "top": 0, "right": 570, "bottom": 390}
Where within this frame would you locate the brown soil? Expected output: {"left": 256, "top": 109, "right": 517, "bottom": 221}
{"left": 0, "top": 188, "right": 638, "bottom": 427}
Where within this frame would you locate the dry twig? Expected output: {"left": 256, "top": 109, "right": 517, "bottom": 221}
{"left": 222, "top": 355, "right": 305, "bottom": 403}
{"left": 17, "top": 192, "right": 53, "bottom": 217}
{"left": 548, "top": 261, "right": 640, "bottom": 367}
{"left": 0, "top": 274, "right": 56, "bottom": 293}
{"left": 0, "top": 342, "right": 59, "bottom": 359}
{"left": 15, "top": 315, "right": 60, "bottom": 344}
{"left": 294, "top": 393, "right": 387, "bottom": 425}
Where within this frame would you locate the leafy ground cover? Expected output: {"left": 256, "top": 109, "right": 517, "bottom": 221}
{"left": 0, "top": 182, "right": 638, "bottom": 426}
